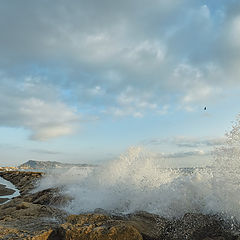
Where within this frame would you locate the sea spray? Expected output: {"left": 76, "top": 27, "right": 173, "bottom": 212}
{"left": 37, "top": 114, "right": 240, "bottom": 221}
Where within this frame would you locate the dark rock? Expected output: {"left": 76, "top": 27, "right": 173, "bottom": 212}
{"left": 0, "top": 198, "right": 9, "bottom": 204}
{"left": 0, "top": 184, "right": 15, "bottom": 196}
{"left": 23, "top": 188, "right": 72, "bottom": 207}
{"left": 126, "top": 211, "right": 169, "bottom": 240}
{"left": 166, "top": 213, "right": 235, "bottom": 240}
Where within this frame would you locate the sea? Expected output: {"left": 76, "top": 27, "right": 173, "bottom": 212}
{"left": 34, "top": 140, "right": 240, "bottom": 224}
{"left": 2, "top": 118, "right": 240, "bottom": 224}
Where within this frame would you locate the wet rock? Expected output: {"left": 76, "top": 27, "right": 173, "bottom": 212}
{"left": 166, "top": 213, "right": 235, "bottom": 240}
{"left": 126, "top": 211, "right": 169, "bottom": 240}
{"left": 23, "top": 188, "right": 72, "bottom": 207}
{"left": 0, "top": 183, "right": 15, "bottom": 196}
{"left": 0, "top": 198, "right": 9, "bottom": 204}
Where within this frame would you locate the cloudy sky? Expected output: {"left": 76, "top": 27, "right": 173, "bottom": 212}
{"left": 0, "top": 0, "right": 240, "bottom": 166}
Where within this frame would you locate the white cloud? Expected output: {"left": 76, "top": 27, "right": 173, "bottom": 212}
{"left": 200, "top": 5, "right": 210, "bottom": 19}
{"left": 0, "top": 77, "right": 79, "bottom": 140}
{"left": 104, "top": 87, "right": 159, "bottom": 118}
{"left": 230, "top": 16, "right": 240, "bottom": 48}
{"left": 172, "top": 63, "right": 223, "bottom": 109}
{"left": 0, "top": 1, "right": 240, "bottom": 135}
{"left": 20, "top": 98, "right": 78, "bottom": 140}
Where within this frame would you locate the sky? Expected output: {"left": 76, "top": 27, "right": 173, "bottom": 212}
{"left": 0, "top": 0, "right": 240, "bottom": 167}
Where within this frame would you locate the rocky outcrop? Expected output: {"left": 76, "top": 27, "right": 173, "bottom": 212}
{"left": 22, "top": 212, "right": 239, "bottom": 240}
{"left": 23, "top": 188, "right": 71, "bottom": 207}
{"left": 0, "top": 171, "right": 67, "bottom": 239}
{"left": 0, "top": 171, "right": 43, "bottom": 195}
{"left": 165, "top": 213, "right": 237, "bottom": 240}
{"left": 0, "top": 171, "right": 240, "bottom": 240}
{"left": 48, "top": 214, "right": 143, "bottom": 240}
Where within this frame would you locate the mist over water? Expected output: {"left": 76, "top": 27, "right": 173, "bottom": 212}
{"left": 37, "top": 115, "right": 240, "bottom": 220}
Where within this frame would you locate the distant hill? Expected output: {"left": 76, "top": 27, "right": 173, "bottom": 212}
{"left": 18, "top": 160, "right": 97, "bottom": 170}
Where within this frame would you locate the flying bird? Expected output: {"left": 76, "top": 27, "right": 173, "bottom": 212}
{"left": 204, "top": 107, "right": 207, "bottom": 110}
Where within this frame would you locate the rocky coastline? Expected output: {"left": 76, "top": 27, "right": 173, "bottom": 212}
{"left": 0, "top": 183, "right": 15, "bottom": 204}
{"left": 0, "top": 171, "right": 239, "bottom": 240}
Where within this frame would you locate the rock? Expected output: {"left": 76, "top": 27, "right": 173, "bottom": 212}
{"left": 0, "top": 225, "right": 27, "bottom": 240}
{"left": 48, "top": 213, "right": 143, "bottom": 240}
{"left": 23, "top": 188, "right": 71, "bottom": 207}
{"left": 0, "top": 171, "right": 43, "bottom": 195}
{"left": 202, "top": 237, "right": 226, "bottom": 240}
{"left": 0, "top": 184, "right": 15, "bottom": 196}
{"left": 166, "top": 213, "right": 234, "bottom": 240}
{"left": 0, "top": 171, "right": 239, "bottom": 240}
{"left": 0, "top": 198, "right": 9, "bottom": 204}
{"left": 126, "top": 211, "right": 169, "bottom": 240}
{"left": 26, "top": 230, "right": 54, "bottom": 240}
{"left": 0, "top": 170, "right": 68, "bottom": 239}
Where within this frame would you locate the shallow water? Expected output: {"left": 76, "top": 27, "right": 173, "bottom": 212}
{"left": 0, "top": 176, "right": 20, "bottom": 204}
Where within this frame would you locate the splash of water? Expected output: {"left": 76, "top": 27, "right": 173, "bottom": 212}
{"left": 38, "top": 115, "right": 240, "bottom": 220}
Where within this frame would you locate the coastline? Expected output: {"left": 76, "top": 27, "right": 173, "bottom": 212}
{"left": 0, "top": 174, "right": 20, "bottom": 205}
{"left": 0, "top": 170, "right": 239, "bottom": 240}
{"left": 0, "top": 183, "right": 15, "bottom": 204}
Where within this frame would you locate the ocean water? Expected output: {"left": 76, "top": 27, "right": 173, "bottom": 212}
{"left": 37, "top": 115, "right": 240, "bottom": 221}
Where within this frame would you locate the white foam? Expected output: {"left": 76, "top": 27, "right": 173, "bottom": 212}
{"left": 37, "top": 115, "right": 240, "bottom": 220}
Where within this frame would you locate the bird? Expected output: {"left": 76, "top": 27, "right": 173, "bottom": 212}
{"left": 204, "top": 107, "right": 207, "bottom": 110}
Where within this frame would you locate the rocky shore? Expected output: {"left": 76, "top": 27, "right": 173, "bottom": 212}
{"left": 0, "top": 183, "right": 15, "bottom": 204}
{"left": 0, "top": 171, "right": 239, "bottom": 240}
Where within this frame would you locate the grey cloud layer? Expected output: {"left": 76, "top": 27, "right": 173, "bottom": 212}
{"left": 0, "top": 1, "right": 240, "bottom": 139}
{"left": 163, "top": 150, "right": 210, "bottom": 159}
{"left": 142, "top": 136, "right": 225, "bottom": 148}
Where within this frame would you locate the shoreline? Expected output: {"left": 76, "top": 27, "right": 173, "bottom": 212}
{"left": 0, "top": 175, "right": 20, "bottom": 206}
{"left": 0, "top": 183, "right": 15, "bottom": 204}
{"left": 0, "top": 170, "right": 239, "bottom": 239}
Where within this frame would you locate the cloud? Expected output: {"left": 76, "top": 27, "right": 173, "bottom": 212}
{"left": 172, "top": 64, "right": 222, "bottom": 107}
{"left": 172, "top": 136, "right": 225, "bottom": 148}
{"left": 142, "top": 136, "right": 225, "bottom": 148}
{"left": 20, "top": 97, "right": 78, "bottom": 140}
{"left": 0, "top": 1, "right": 240, "bottom": 137}
{"left": 31, "top": 149, "right": 61, "bottom": 155}
{"left": 0, "top": 76, "right": 79, "bottom": 140}
{"left": 162, "top": 149, "right": 209, "bottom": 159}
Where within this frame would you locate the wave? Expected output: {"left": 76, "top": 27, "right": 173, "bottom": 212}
{"left": 37, "top": 114, "right": 240, "bottom": 221}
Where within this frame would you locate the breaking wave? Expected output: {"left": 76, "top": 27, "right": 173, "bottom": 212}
{"left": 38, "top": 114, "right": 240, "bottom": 221}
